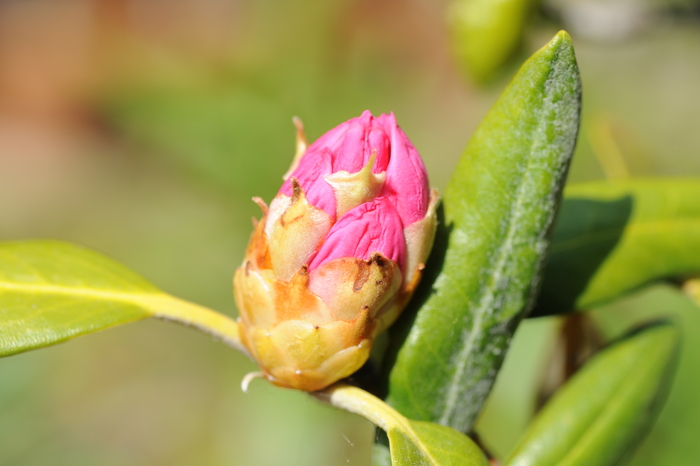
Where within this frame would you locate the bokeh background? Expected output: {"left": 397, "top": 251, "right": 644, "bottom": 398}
{"left": 1, "top": 0, "right": 699, "bottom": 465}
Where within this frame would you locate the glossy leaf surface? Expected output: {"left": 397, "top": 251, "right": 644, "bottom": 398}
{"left": 388, "top": 421, "right": 488, "bottom": 466}
{"left": 324, "top": 385, "right": 489, "bottom": 466}
{"left": 0, "top": 241, "right": 242, "bottom": 356}
{"left": 383, "top": 31, "right": 581, "bottom": 432}
{"left": 503, "top": 321, "right": 680, "bottom": 466}
{"left": 533, "top": 178, "right": 700, "bottom": 316}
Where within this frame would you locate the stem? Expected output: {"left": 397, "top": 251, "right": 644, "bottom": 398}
{"left": 317, "top": 383, "right": 410, "bottom": 433}
{"left": 150, "top": 294, "right": 248, "bottom": 355}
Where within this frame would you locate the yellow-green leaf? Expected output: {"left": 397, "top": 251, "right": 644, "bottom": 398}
{"left": 503, "top": 321, "right": 680, "bottom": 466}
{"left": 0, "top": 240, "right": 243, "bottom": 356}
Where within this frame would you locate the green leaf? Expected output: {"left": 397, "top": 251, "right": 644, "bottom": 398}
{"left": 383, "top": 31, "right": 581, "bottom": 432}
{"left": 0, "top": 240, "right": 243, "bottom": 356}
{"left": 388, "top": 421, "right": 488, "bottom": 466}
{"left": 532, "top": 178, "right": 700, "bottom": 316}
{"left": 448, "top": 0, "right": 533, "bottom": 83}
{"left": 503, "top": 321, "right": 680, "bottom": 466}
{"left": 322, "top": 384, "right": 490, "bottom": 466}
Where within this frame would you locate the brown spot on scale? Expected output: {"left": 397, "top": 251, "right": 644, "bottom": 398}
{"left": 372, "top": 253, "right": 394, "bottom": 286}
{"left": 352, "top": 260, "right": 371, "bottom": 292}
{"left": 371, "top": 254, "right": 387, "bottom": 268}
{"left": 245, "top": 261, "right": 251, "bottom": 275}
{"left": 290, "top": 178, "right": 302, "bottom": 203}
{"left": 280, "top": 180, "right": 309, "bottom": 227}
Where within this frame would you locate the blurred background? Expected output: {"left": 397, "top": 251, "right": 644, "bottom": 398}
{"left": 0, "top": 0, "right": 699, "bottom": 464}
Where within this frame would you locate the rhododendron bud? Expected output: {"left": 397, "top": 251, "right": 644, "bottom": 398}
{"left": 234, "top": 111, "right": 438, "bottom": 391}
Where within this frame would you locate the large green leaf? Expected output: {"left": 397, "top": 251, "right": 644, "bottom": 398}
{"left": 503, "top": 321, "right": 680, "bottom": 466}
{"left": 532, "top": 178, "right": 700, "bottom": 316}
{"left": 383, "top": 31, "right": 581, "bottom": 432}
{"left": 322, "top": 384, "right": 489, "bottom": 466}
{"left": 0, "top": 240, "right": 243, "bottom": 356}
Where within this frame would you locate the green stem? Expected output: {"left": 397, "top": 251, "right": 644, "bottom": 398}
{"left": 318, "top": 383, "right": 419, "bottom": 439}
{"left": 150, "top": 294, "right": 247, "bottom": 355}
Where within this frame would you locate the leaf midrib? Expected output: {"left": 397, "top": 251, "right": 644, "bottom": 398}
{"left": 0, "top": 281, "right": 162, "bottom": 306}
{"left": 0, "top": 278, "right": 245, "bottom": 354}
{"left": 392, "top": 420, "right": 442, "bottom": 465}
{"left": 437, "top": 56, "right": 559, "bottom": 427}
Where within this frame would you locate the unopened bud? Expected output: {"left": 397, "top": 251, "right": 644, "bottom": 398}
{"left": 234, "top": 111, "right": 438, "bottom": 391}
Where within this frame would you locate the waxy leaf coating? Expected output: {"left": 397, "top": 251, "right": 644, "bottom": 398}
{"left": 384, "top": 31, "right": 581, "bottom": 432}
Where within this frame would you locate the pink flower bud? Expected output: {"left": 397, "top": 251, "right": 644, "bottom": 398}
{"left": 234, "top": 111, "right": 438, "bottom": 391}
{"left": 309, "top": 197, "right": 405, "bottom": 271}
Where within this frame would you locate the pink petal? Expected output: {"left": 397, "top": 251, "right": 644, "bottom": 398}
{"left": 308, "top": 197, "right": 406, "bottom": 271}
{"left": 332, "top": 125, "right": 390, "bottom": 174}
{"left": 304, "top": 119, "right": 350, "bottom": 154}
{"left": 278, "top": 111, "right": 429, "bottom": 227}
{"left": 280, "top": 149, "right": 336, "bottom": 219}
{"left": 380, "top": 113, "right": 430, "bottom": 226}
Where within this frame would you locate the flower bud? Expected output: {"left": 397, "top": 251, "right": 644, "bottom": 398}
{"left": 234, "top": 111, "right": 438, "bottom": 391}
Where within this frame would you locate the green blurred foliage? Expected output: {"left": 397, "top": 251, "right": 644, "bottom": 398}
{"left": 1, "top": 0, "right": 700, "bottom": 465}
{"left": 448, "top": 0, "right": 534, "bottom": 83}
{"left": 504, "top": 321, "right": 680, "bottom": 466}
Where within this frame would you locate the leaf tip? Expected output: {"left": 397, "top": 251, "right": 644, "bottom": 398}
{"left": 536, "top": 30, "right": 577, "bottom": 64}
{"left": 552, "top": 30, "right": 573, "bottom": 46}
